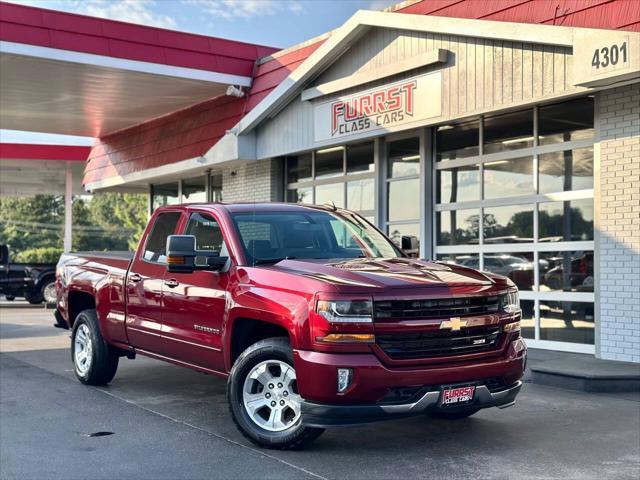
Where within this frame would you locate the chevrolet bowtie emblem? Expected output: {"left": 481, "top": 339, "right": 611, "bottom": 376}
{"left": 440, "top": 317, "right": 467, "bottom": 332}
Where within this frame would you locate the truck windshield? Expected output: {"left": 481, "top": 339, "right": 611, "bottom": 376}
{"left": 231, "top": 210, "right": 403, "bottom": 266}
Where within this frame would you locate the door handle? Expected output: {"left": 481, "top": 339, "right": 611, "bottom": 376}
{"left": 164, "top": 278, "right": 179, "bottom": 288}
{"left": 129, "top": 273, "right": 142, "bottom": 283}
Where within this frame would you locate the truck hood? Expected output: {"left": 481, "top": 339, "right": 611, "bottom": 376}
{"left": 265, "top": 257, "right": 497, "bottom": 290}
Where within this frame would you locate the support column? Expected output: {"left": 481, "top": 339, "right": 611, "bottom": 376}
{"left": 63, "top": 161, "right": 73, "bottom": 252}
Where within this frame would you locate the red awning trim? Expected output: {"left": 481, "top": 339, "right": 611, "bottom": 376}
{"left": 0, "top": 1, "right": 278, "bottom": 77}
{"left": 0, "top": 143, "right": 90, "bottom": 161}
{"left": 83, "top": 95, "right": 246, "bottom": 185}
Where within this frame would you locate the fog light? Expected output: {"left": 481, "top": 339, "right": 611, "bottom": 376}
{"left": 337, "top": 368, "right": 352, "bottom": 393}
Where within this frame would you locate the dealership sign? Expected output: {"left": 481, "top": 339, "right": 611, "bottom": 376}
{"left": 313, "top": 72, "right": 441, "bottom": 142}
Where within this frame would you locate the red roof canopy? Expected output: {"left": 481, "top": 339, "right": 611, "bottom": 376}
{"left": 0, "top": 1, "right": 278, "bottom": 77}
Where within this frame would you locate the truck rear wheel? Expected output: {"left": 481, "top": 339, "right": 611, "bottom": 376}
{"left": 227, "top": 337, "right": 324, "bottom": 449}
{"left": 71, "top": 309, "right": 119, "bottom": 385}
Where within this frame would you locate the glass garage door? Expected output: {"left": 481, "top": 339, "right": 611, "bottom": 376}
{"left": 433, "top": 97, "right": 595, "bottom": 353}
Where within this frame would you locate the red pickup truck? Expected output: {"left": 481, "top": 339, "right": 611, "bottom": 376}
{"left": 55, "top": 203, "right": 526, "bottom": 449}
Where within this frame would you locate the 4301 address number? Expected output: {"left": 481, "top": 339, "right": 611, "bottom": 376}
{"left": 592, "top": 42, "right": 628, "bottom": 70}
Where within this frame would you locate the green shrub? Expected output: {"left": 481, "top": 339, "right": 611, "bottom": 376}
{"left": 13, "top": 247, "right": 63, "bottom": 264}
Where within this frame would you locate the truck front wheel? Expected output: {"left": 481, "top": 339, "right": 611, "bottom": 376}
{"left": 71, "top": 309, "right": 119, "bottom": 385}
{"left": 227, "top": 337, "right": 324, "bottom": 449}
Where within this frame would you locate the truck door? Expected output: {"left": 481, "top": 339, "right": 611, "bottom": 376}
{"left": 161, "top": 211, "right": 229, "bottom": 372}
{"left": 125, "top": 210, "right": 182, "bottom": 353}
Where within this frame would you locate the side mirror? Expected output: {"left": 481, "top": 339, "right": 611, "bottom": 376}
{"left": 166, "top": 235, "right": 228, "bottom": 273}
{"left": 0, "top": 245, "right": 9, "bottom": 265}
{"left": 401, "top": 235, "right": 419, "bottom": 257}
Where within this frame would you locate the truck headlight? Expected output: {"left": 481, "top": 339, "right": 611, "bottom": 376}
{"left": 314, "top": 299, "right": 375, "bottom": 345}
{"left": 317, "top": 300, "right": 373, "bottom": 323}
{"left": 499, "top": 291, "right": 520, "bottom": 314}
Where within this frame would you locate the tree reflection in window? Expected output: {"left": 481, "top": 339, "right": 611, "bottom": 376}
{"left": 483, "top": 207, "right": 534, "bottom": 244}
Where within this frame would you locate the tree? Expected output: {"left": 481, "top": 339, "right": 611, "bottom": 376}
{"left": 0, "top": 192, "right": 147, "bottom": 257}
{"left": 0, "top": 195, "right": 65, "bottom": 253}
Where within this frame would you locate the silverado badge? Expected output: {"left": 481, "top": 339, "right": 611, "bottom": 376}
{"left": 440, "top": 317, "right": 467, "bottom": 332}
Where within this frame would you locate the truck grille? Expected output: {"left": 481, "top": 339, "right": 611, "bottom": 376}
{"left": 374, "top": 296, "right": 500, "bottom": 320}
{"left": 376, "top": 326, "right": 501, "bottom": 360}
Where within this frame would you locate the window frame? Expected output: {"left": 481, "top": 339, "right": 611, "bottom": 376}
{"left": 284, "top": 142, "right": 376, "bottom": 219}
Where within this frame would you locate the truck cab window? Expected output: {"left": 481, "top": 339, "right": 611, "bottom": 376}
{"left": 184, "top": 212, "right": 228, "bottom": 255}
{"left": 143, "top": 212, "right": 181, "bottom": 263}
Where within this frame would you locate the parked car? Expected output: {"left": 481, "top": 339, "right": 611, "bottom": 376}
{"left": 460, "top": 255, "right": 549, "bottom": 290}
{"left": 0, "top": 245, "right": 57, "bottom": 304}
{"left": 543, "top": 251, "right": 594, "bottom": 292}
{"left": 55, "top": 203, "right": 526, "bottom": 449}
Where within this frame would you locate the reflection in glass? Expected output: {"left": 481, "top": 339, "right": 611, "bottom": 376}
{"left": 539, "top": 199, "right": 594, "bottom": 242}
{"left": 315, "top": 183, "right": 344, "bottom": 207}
{"left": 484, "top": 109, "right": 533, "bottom": 154}
{"left": 182, "top": 176, "right": 206, "bottom": 203}
{"left": 484, "top": 157, "right": 534, "bottom": 199}
{"left": 520, "top": 300, "right": 535, "bottom": 339}
{"left": 482, "top": 252, "right": 535, "bottom": 290}
{"left": 539, "top": 251, "right": 594, "bottom": 292}
{"left": 483, "top": 205, "right": 534, "bottom": 243}
{"left": 435, "top": 121, "right": 479, "bottom": 161}
{"left": 286, "top": 187, "right": 313, "bottom": 204}
{"left": 539, "top": 147, "right": 593, "bottom": 193}
{"left": 315, "top": 148, "right": 344, "bottom": 179}
{"left": 437, "top": 253, "right": 479, "bottom": 267}
{"left": 538, "top": 97, "right": 594, "bottom": 145}
{"left": 152, "top": 182, "right": 179, "bottom": 210}
{"left": 436, "top": 209, "right": 479, "bottom": 245}
{"left": 211, "top": 173, "right": 223, "bottom": 202}
{"left": 437, "top": 165, "right": 480, "bottom": 204}
{"left": 388, "top": 178, "right": 420, "bottom": 221}
{"left": 286, "top": 154, "right": 312, "bottom": 183}
{"left": 347, "top": 142, "right": 374, "bottom": 173}
{"left": 388, "top": 223, "right": 420, "bottom": 251}
{"left": 540, "top": 301, "right": 594, "bottom": 344}
{"left": 347, "top": 179, "right": 374, "bottom": 212}
{"left": 388, "top": 138, "right": 420, "bottom": 178}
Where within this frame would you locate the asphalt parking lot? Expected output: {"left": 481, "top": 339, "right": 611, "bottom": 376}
{"left": 1, "top": 303, "right": 639, "bottom": 480}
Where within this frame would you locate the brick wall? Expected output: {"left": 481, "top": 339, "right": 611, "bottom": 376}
{"left": 222, "top": 159, "right": 283, "bottom": 203}
{"left": 596, "top": 83, "right": 640, "bottom": 363}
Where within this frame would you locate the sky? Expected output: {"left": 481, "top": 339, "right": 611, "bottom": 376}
{"left": 1, "top": 0, "right": 396, "bottom": 144}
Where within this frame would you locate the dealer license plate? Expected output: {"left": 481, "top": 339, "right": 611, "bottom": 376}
{"left": 442, "top": 385, "right": 475, "bottom": 406}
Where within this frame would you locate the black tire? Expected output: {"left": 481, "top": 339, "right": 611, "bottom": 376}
{"left": 24, "top": 289, "right": 43, "bottom": 304}
{"left": 71, "top": 309, "right": 119, "bottom": 386}
{"left": 4, "top": 295, "right": 15, "bottom": 301}
{"left": 227, "top": 337, "right": 324, "bottom": 450}
{"left": 427, "top": 408, "right": 480, "bottom": 420}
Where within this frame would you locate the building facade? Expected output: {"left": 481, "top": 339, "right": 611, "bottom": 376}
{"left": 78, "top": 6, "right": 639, "bottom": 361}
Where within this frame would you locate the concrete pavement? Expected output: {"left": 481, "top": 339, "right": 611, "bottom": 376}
{"left": 1, "top": 303, "right": 639, "bottom": 480}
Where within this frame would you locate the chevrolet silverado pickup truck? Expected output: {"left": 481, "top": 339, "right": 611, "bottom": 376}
{"left": 55, "top": 203, "right": 526, "bottom": 449}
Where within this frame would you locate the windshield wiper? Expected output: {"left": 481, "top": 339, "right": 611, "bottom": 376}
{"left": 253, "top": 256, "right": 297, "bottom": 265}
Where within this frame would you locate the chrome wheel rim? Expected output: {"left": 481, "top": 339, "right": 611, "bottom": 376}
{"left": 74, "top": 324, "right": 93, "bottom": 376}
{"left": 43, "top": 282, "right": 56, "bottom": 304}
{"left": 242, "top": 360, "right": 301, "bottom": 432}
